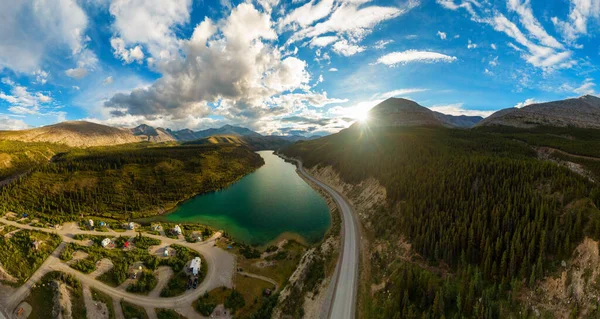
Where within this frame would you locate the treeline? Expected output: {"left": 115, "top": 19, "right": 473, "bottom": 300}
{"left": 0, "top": 143, "right": 263, "bottom": 222}
{"left": 283, "top": 126, "right": 600, "bottom": 318}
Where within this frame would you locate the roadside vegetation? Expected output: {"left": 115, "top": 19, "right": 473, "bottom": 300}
{"left": 283, "top": 125, "right": 600, "bottom": 318}
{"left": 156, "top": 308, "right": 186, "bottom": 319}
{"left": 0, "top": 229, "right": 61, "bottom": 283}
{"left": 0, "top": 143, "right": 263, "bottom": 223}
{"left": 0, "top": 140, "right": 68, "bottom": 181}
{"left": 121, "top": 299, "right": 149, "bottom": 319}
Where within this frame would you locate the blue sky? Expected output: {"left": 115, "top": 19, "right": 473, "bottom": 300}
{"left": 0, "top": 0, "right": 598, "bottom": 135}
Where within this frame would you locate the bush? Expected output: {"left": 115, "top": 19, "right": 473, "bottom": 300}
{"left": 196, "top": 298, "right": 216, "bottom": 316}
{"left": 126, "top": 270, "right": 157, "bottom": 294}
{"left": 225, "top": 290, "right": 245, "bottom": 312}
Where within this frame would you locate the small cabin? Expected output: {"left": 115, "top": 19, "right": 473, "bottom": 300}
{"left": 128, "top": 222, "right": 135, "bottom": 230}
{"left": 101, "top": 238, "right": 111, "bottom": 248}
{"left": 173, "top": 225, "right": 182, "bottom": 235}
{"left": 32, "top": 240, "right": 41, "bottom": 251}
{"left": 99, "top": 221, "right": 106, "bottom": 227}
{"left": 88, "top": 219, "right": 94, "bottom": 227}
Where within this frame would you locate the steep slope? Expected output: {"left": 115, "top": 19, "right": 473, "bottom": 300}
{"left": 131, "top": 124, "right": 177, "bottom": 142}
{"left": 478, "top": 95, "right": 600, "bottom": 129}
{"left": 368, "top": 98, "right": 445, "bottom": 127}
{"left": 183, "top": 134, "right": 290, "bottom": 151}
{"left": 0, "top": 121, "right": 144, "bottom": 147}
{"left": 366, "top": 98, "right": 482, "bottom": 128}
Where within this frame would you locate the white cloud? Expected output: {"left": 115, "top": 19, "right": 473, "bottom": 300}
{"left": 437, "top": 0, "right": 575, "bottom": 71}
{"left": 109, "top": 0, "right": 192, "bottom": 64}
{"left": 0, "top": 79, "right": 53, "bottom": 115}
{"left": 376, "top": 50, "right": 457, "bottom": 66}
{"left": 33, "top": 69, "right": 49, "bottom": 85}
{"left": 489, "top": 56, "right": 499, "bottom": 66}
{"left": 103, "top": 3, "right": 344, "bottom": 125}
{"left": 507, "top": 0, "right": 564, "bottom": 49}
{"left": 373, "top": 88, "right": 429, "bottom": 99}
{"left": 573, "top": 78, "right": 596, "bottom": 95}
{"left": 278, "top": 0, "right": 335, "bottom": 31}
{"left": 0, "top": 116, "right": 29, "bottom": 130}
{"left": 552, "top": 0, "right": 600, "bottom": 42}
{"left": 428, "top": 103, "right": 495, "bottom": 117}
{"left": 328, "top": 68, "right": 338, "bottom": 72}
{"left": 491, "top": 43, "right": 497, "bottom": 50}
{"left": 484, "top": 68, "right": 494, "bottom": 75}
{"left": 373, "top": 39, "right": 393, "bottom": 49}
{"left": 65, "top": 67, "right": 89, "bottom": 79}
{"left": 72, "top": 86, "right": 80, "bottom": 91}
{"left": 513, "top": 98, "right": 538, "bottom": 108}
{"left": 437, "top": 31, "right": 447, "bottom": 40}
{"left": 467, "top": 39, "right": 477, "bottom": 49}
{"left": 332, "top": 39, "right": 365, "bottom": 56}
{"left": 111, "top": 38, "right": 145, "bottom": 64}
{"left": 287, "top": 1, "right": 413, "bottom": 44}
{"left": 103, "top": 76, "right": 115, "bottom": 85}
{"left": 0, "top": 0, "right": 94, "bottom": 74}
{"left": 309, "top": 35, "right": 338, "bottom": 47}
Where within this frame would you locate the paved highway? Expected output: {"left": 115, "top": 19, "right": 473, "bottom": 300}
{"left": 283, "top": 155, "right": 359, "bottom": 319}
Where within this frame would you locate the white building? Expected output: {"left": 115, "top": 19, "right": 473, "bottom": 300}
{"left": 88, "top": 219, "right": 94, "bottom": 227}
{"left": 173, "top": 225, "right": 182, "bottom": 235}
{"left": 128, "top": 222, "right": 135, "bottom": 230}
{"left": 190, "top": 257, "right": 201, "bottom": 276}
{"left": 101, "top": 238, "right": 111, "bottom": 248}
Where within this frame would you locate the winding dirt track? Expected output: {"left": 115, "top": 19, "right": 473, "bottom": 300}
{"left": 0, "top": 217, "right": 236, "bottom": 316}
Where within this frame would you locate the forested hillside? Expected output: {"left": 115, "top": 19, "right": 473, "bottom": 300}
{"left": 282, "top": 125, "right": 600, "bottom": 318}
{"left": 0, "top": 143, "right": 263, "bottom": 223}
{"left": 0, "top": 140, "right": 69, "bottom": 181}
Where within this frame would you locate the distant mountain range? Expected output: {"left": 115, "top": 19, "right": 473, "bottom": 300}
{"left": 0, "top": 121, "right": 320, "bottom": 149}
{"left": 1, "top": 95, "right": 599, "bottom": 148}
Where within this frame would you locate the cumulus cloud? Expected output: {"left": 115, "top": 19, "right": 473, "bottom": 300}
{"left": 467, "top": 39, "right": 477, "bottom": 49}
{"left": 65, "top": 68, "right": 88, "bottom": 79}
{"left": 0, "top": 78, "right": 53, "bottom": 115}
{"left": 103, "top": 3, "right": 344, "bottom": 125}
{"left": 437, "top": 0, "right": 575, "bottom": 71}
{"left": 437, "top": 31, "right": 447, "bottom": 40}
{"left": 0, "top": 0, "right": 95, "bottom": 74}
{"left": 428, "top": 103, "right": 495, "bottom": 117}
{"left": 328, "top": 68, "right": 338, "bottom": 72}
{"left": 513, "top": 98, "right": 538, "bottom": 108}
{"left": 0, "top": 116, "right": 29, "bottom": 130}
{"left": 376, "top": 50, "right": 457, "bottom": 66}
{"left": 109, "top": 0, "right": 192, "bottom": 65}
{"left": 332, "top": 39, "right": 365, "bottom": 56}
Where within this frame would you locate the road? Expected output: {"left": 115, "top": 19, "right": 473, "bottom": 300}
{"left": 281, "top": 155, "right": 359, "bottom": 319}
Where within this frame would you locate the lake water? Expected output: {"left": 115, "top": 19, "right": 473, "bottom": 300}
{"left": 164, "top": 151, "right": 331, "bottom": 245}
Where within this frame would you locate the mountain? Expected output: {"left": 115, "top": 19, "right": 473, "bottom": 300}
{"left": 478, "top": 95, "right": 600, "bottom": 129}
{"left": 0, "top": 121, "right": 144, "bottom": 147}
{"left": 183, "top": 134, "right": 290, "bottom": 151}
{"left": 366, "top": 98, "right": 482, "bottom": 128}
{"left": 432, "top": 112, "right": 483, "bottom": 128}
{"left": 170, "top": 124, "right": 262, "bottom": 141}
{"left": 131, "top": 124, "right": 177, "bottom": 142}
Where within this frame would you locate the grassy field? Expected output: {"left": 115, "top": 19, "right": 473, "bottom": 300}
{"left": 25, "top": 272, "right": 86, "bottom": 319}
{"left": 156, "top": 308, "right": 187, "bottom": 319}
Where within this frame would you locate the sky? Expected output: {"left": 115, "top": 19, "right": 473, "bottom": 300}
{"left": 0, "top": 0, "right": 598, "bottom": 136}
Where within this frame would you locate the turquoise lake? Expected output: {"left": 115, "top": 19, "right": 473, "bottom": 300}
{"left": 164, "top": 151, "right": 331, "bottom": 245}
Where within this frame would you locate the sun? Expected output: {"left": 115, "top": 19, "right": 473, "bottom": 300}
{"left": 346, "top": 109, "right": 370, "bottom": 123}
